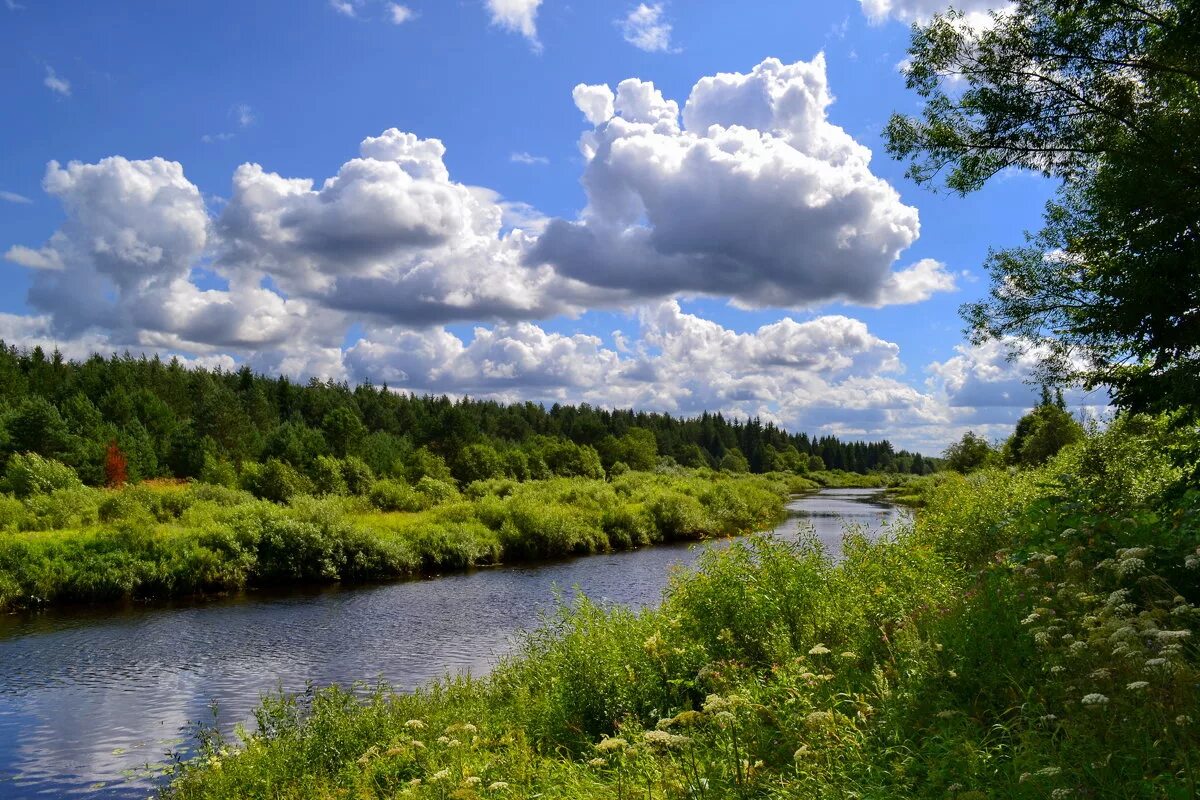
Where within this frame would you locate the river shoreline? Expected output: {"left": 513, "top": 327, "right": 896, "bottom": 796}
{"left": 0, "top": 488, "right": 904, "bottom": 800}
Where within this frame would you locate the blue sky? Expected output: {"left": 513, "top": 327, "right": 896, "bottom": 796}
{"left": 0, "top": 0, "right": 1075, "bottom": 453}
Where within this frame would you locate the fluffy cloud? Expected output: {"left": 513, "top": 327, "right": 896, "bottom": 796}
{"left": 217, "top": 128, "right": 605, "bottom": 324}
{"left": 531, "top": 56, "right": 951, "bottom": 309}
{"left": 344, "top": 301, "right": 957, "bottom": 449}
{"left": 619, "top": 4, "right": 675, "bottom": 53}
{"left": 3, "top": 156, "right": 332, "bottom": 358}
{"left": 485, "top": 0, "right": 542, "bottom": 48}
{"left": 859, "top": 0, "right": 1010, "bottom": 26}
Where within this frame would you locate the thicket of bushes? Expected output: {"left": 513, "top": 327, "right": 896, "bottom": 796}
{"left": 164, "top": 415, "right": 1200, "bottom": 799}
{"left": 0, "top": 469, "right": 788, "bottom": 611}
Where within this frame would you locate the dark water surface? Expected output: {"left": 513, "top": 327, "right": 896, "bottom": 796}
{"left": 0, "top": 489, "right": 905, "bottom": 798}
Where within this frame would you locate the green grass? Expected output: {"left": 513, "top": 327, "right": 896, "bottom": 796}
{"left": 0, "top": 470, "right": 787, "bottom": 611}
{"left": 164, "top": 415, "right": 1200, "bottom": 799}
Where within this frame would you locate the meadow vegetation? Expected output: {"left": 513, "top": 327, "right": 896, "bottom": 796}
{"left": 163, "top": 414, "right": 1200, "bottom": 799}
{"left": 0, "top": 467, "right": 787, "bottom": 612}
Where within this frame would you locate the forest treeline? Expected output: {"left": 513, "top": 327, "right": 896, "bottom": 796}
{"left": 0, "top": 344, "right": 935, "bottom": 490}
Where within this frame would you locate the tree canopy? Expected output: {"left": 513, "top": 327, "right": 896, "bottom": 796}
{"left": 887, "top": 0, "right": 1200, "bottom": 413}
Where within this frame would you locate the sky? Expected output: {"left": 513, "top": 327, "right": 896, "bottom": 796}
{"left": 0, "top": 0, "right": 1102, "bottom": 454}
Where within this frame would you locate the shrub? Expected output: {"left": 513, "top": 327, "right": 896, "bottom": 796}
{"left": 368, "top": 479, "right": 426, "bottom": 512}
{"left": 414, "top": 476, "right": 459, "bottom": 506}
{"left": 311, "top": 455, "right": 349, "bottom": 496}
{"left": 244, "top": 459, "right": 314, "bottom": 504}
{"left": 2, "top": 453, "right": 84, "bottom": 498}
{"left": 340, "top": 456, "right": 375, "bottom": 496}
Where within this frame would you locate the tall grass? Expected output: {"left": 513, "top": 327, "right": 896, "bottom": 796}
{"left": 166, "top": 415, "right": 1200, "bottom": 799}
{"left": 0, "top": 470, "right": 787, "bottom": 611}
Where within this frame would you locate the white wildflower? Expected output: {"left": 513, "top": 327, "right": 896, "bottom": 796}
{"left": 1081, "top": 693, "right": 1109, "bottom": 706}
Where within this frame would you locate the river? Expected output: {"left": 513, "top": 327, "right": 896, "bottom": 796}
{"left": 0, "top": 488, "right": 906, "bottom": 798}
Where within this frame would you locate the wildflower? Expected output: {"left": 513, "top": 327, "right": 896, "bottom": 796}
{"left": 488, "top": 782, "right": 510, "bottom": 791}
{"left": 430, "top": 769, "right": 451, "bottom": 782}
{"left": 1068, "top": 641, "right": 1088, "bottom": 655}
{"left": 1081, "top": 693, "right": 1109, "bottom": 706}
{"left": 588, "top": 757, "right": 607, "bottom": 768}
{"left": 1185, "top": 555, "right": 1198, "bottom": 570}
{"left": 1156, "top": 629, "right": 1191, "bottom": 642}
{"left": 1019, "top": 772, "right": 1032, "bottom": 783}
{"left": 1033, "top": 631, "right": 1051, "bottom": 645}
{"left": 1177, "top": 715, "right": 1193, "bottom": 726}
{"left": 1022, "top": 612, "right": 1041, "bottom": 625}
{"left": 460, "top": 723, "right": 479, "bottom": 735}
{"left": 643, "top": 730, "right": 690, "bottom": 749}
{"left": 463, "top": 776, "right": 482, "bottom": 787}
{"left": 1126, "top": 681, "right": 1149, "bottom": 691}
{"left": 1088, "top": 668, "right": 1110, "bottom": 679}
{"left": 948, "top": 670, "right": 957, "bottom": 679}
{"left": 1145, "top": 657, "right": 1167, "bottom": 668}
{"left": 808, "top": 643, "right": 831, "bottom": 656}
{"left": 1049, "top": 665, "right": 1065, "bottom": 674}
{"left": 1051, "top": 790, "right": 1074, "bottom": 799}
{"left": 793, "top": 745, "right": 811, "bottom": 760}
{"left": 1117, "top": 558, "right": 1145, "bottom": 576}
{"left": 947, "top": 784, "right": 962, "bottom": 793}
{"left": 838, "top": 651, "right": 858, "bottom": 660}
{"left": 595, "top": 737, "right": 628, "bottom": 753}
{"left": 1036, "top": 766, "right": 1062, "bottom": 777}
{"left": 405, "top": 719, "right": 426, "bottom": 731}
{"left": 408, "top": 778, "right": 422, "bottom": 787}
{"left": 1038, "top": 714, "right": 1058, "bottom": 724}
{"left": 437, "top": 736, "right": 451, "bottom": 745}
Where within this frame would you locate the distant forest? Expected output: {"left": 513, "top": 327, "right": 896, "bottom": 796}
{"left": 0, "top": 344, "right": 937, "bottom": 487}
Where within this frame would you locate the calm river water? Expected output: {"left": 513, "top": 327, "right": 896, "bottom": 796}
{"left": 0, "top": 488, "right": 905, "bottom": 798}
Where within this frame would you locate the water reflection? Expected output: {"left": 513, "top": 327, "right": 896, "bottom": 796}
{"left": 0, "top": 488, "right": 905, "bottom": 798}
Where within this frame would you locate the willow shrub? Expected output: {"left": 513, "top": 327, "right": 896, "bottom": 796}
{"left": 0, "top": 469, "right": 787, "bottom": 610}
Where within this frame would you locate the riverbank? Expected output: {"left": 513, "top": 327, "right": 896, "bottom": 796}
{"left": 0, "top": 470, "right": 787, "bottom": 612}
{"left": 165, "top": 414, "right": 1200, "bottom": 799}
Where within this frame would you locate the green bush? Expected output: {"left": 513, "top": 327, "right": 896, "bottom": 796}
{"left": 2, "top": 453, "right": 83, "bottom": 497}
{"left": 368, "top": 479, "right": 426, "bottom": 512}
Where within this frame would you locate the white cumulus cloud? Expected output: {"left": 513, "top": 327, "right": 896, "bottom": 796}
{"left": 532, "top": 55, "right": 940, "bottom": 309}
{"left": 485, "top": 0, "right": 543, "bottom": 49}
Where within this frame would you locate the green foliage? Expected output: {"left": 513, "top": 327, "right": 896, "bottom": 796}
{"left": 311, "top": 455, "right": 349, "bottom": 496}
{"left": 453, "top": 442, "right": 506, "bottom": 484}
{"left": 164, "top": 417, "right": 1200, "bottom": 800}
{"left": 1, "top": 453, "right": 83, "bottom": 498}
{"left": 1004, "top": 402, "right": 1085, "bottom": 467}
{"left": 243, "top": 459, "right": 314, "bottom": 504}
{"left": 0, "top": 469, "right": 787, "bottom": 611}
{"left": 943, "top": 430, "right": 1000, "bottom": 474}
{"left": 887, "top": 0, "right": 1200, "bottom": 411}
{"left": 718, "top": 448, "right": 749, "bottom": 473}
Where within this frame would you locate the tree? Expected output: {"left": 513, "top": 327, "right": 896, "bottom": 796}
{"left": 1005, "top": 403, "right": 1085, "bottom": 467}
{"left": 453, "top": 442, "right": 505, "bottom": 484}
{"left": 944, "top": 431, "right": 999, "bottom": 474}
{"left": 720, "top": 448, "right": 750, "bottom": 473}
{"left": 322, "top": 406, "right": 367, "bottom": 458}
{"left": 104, "top": 440, "right": 128, "bottom": 487}
{"left": 887, "top": 1, "right": 1200, "bottom": 413}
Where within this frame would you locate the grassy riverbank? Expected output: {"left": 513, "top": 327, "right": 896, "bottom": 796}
{"left": 165, "top": 414, "right": 1200, "bottom": 799}
{"left": 0, "top": 470, "right": 787, "bottom": 612}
